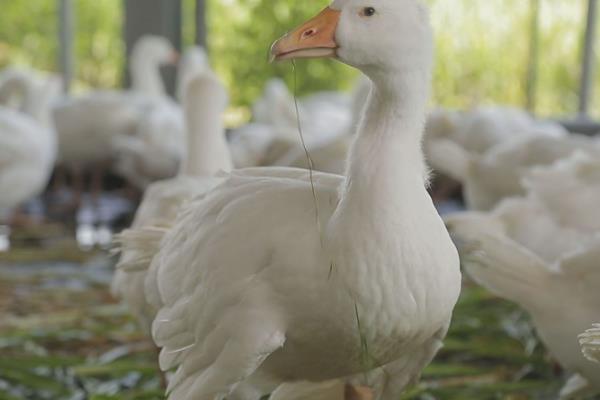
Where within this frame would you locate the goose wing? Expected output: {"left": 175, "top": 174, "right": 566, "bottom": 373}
{"left": 150, "top": 167, "right": 343, "bottom": 399}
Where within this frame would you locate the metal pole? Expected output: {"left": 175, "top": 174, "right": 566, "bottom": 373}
{"left": 525, "top": 0, "right": 540, "bottom": 114}
{"left": 196, "top": 0, "right": 207, "bottom": 47}
{"left": 58, "top": 0, "right": 75, "bottom": 93}
{"left": 579, "top": 0, "right": 598, "bottom": 118}
{"left": 123, "top": 0, "right": 182, "bottom": 95}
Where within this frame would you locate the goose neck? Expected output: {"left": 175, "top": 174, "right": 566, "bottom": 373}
{"left": 180, "top": 101, "right": 232, "bottom": 177}
{"left": 341, "top": 71, "right": 431, "bottom": 206}
{"left": 130, "top": 59, "right": 166, "bottom": 98}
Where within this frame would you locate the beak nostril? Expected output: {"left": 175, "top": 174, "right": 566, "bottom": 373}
{"left": 302, "top": 28, "right": 316, "bottom": 39}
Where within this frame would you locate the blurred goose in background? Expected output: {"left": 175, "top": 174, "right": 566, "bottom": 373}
{"left": 229, "top": 79, "right": 299, "bottom": 169}
{"left": 428, "top": 132, "right": 600, "bottom": 210}
{"left": 299, "top": 88, "right": 353, "bottom": 140}
{"left": 229, "top": 123, "right": 290, "bottom": 168}
{"left": 0, "top": 68, "right": 40, "bottom": 111}
{"left": 274, "top": 133, "right": 352, "bottom": 174}
{"left": 0, "top": 76, "right": 61, "bottom": 244}
{"left": 0, "top": 67, "right": 62, "bottom": 128}
{"left": 113, "top": 45, "right": 211, "bottom": 189}
{"left": 425, "top": 106, "right": 566, "bottom": 157}
{"left": 144, "top": 1, "right": 461, "bottom": 399}
{"left": 424, "top": 106, "right": 569, "bottom": 207}
{"left": 252, "top": 78, "right": 298, "bottom": 133}
{"left": 176, "top": 46, "right": 209, "bottom": 101}
{"left": 231, "top": 76, "right": 359, "bottom": 171}
{"left": 129, "top": 35, "right": 179, "bottom": 97}
{"left": 54, "top": 35, "right": 184, "bottom": 197}
{"left": 113, "top": 68, "right": 232, "bottom": 331}
{"left": 523, "top": 153, "right": 600, "bottom": 234}
{"left": 110, "top": 98, "right": 186, "bottom": 189}
{"left": 446, "top": 153, "right": 600, "bottom": 398}
{"left": 580, "top": 325, "right": 600, "bottom": 364}
{"left": 273, "top": 76, "right": 370, "bottom": 174}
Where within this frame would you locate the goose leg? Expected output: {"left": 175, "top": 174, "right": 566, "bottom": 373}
{"left": 52, "top": 164, "right": 68, "bottom": 195}
{"left": 70, "top": 164, "right": 84, "bottom": 211}
{"left": 0, "top": 217, "right": 10, "bottom": 252}
{"left": 156, "top": 346, "right": 168, "bottom": 390}
{"left": 8, "top": 206, "right": 32, "bottom": 227}
{"left": 90, "top": 160, "right": 109, "bottom": 205}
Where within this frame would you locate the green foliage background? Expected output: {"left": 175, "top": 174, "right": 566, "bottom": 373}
{"left": 0, "top": 0, "right": 597, "bottom": 119}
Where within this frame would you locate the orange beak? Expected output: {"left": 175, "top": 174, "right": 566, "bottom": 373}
{"left": 270, "top": 7, "right": 341, "bottom": 62}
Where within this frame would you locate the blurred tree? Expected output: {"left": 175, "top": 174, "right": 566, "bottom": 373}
{"left": 0, "top": 1, "right": 58, "bottom": 71}
{"left": 0, "top": 0, "right": 596, "bottom": 119}
{"left": 74, "top": 0, "right": 124, "bottom": 89}
{"left": 0, "top": 0, "right": 123, "bottom": 91}
{"left": 205, "top": 0, "right": 358, "bottom": 110}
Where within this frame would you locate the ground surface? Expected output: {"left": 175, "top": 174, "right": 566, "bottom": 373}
{"left": 0, "top": 227, "right": 592, "bottom": 400}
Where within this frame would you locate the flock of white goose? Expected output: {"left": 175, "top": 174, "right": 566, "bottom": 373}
{"left": 0, "top": 35, "right": 192, "bottom": 228}
{"left": 1, "top": 0, "right": 599, "bottom": 399}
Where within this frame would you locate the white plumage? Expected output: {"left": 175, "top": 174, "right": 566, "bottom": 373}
{"left": 0, "top": 68, "right": 60, "bottom": 220}
{"left": 144, "top": 1, "right": 461, "bottom": 398}
{"left": 274, "top": 134, "right": 352, "bottom": 174}
{"left": 428, "top": 132, "right": 600, "bottom": 210}
{"left": 273, "top": 76, "right": 370, "bottom": 175}
{"left": 446, "top": 153, "right": 600, "bottom": 398}
{"left": 110, "top": 96, "right": 186, "bottom": 188}
{"left": 0, "top": 109, "right": 57, "bottom": 217}
{"left": 113, "top": 68, "right": 232, "bottom": 330}
{"left": 231, "top": 75, "right": 361, "bottom": 172}
{"left": 580, "top": 325, "right": 600, "bottom": 364}
{"left": 270, "top": 381, "right": 373, "bottom": 400}
{"left": 53, "top": 36, "right": 185, "bottom": 187}
{"left": 129, "top": 35, "right": 178, "bottom": 97}
{"left": 177, "top": 46, "right": 209, "bottom": 101}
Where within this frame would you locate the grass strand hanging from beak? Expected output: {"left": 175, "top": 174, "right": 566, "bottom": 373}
{"left": 291, "top": 60, "right": 323, "bottom": 248}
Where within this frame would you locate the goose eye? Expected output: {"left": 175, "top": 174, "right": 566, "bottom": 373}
{"left": 361, "top": 7, "right": 376, "bottom": 17}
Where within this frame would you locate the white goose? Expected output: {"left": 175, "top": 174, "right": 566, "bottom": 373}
{"left": 273, "top": 76, "right": 370, "bottom": 175}
{"left": 110, "top": 97, "right": 186, "bottom": 189}
{"left": 228, "top": 123, "right": 289, "bottom": 168}
{"left": 252, "top": 78, "right": 298, "bottom": 133}
{"left": 0, "top": 76, "right": 60, "bottom": 229}
{"left": 442, "top": 107, "right": 565, "bottom": 155}
{"left": 0, "top": 68, "right": 61, "bottom": 129}
{"left": 177, "top": 46, "right": 209, "bottom": 101}
{"left": 111, "top": 45, "right": 214, "bottom": 189}
{"left": 232, "top": 76, "right": 358, "bottom": 171}
{"left": 274, "top": 133, "right": 352, "bottom": 174}
{"left": 130, "top": 35, "right": 179, "bottom": 97}
{"left": 580, "top": 325, "right": 600, "bottom": 364}
{"left": 446, "top": 154, "right": 600, "bottom": 398}
{"left": 113, "top": 69, "right": 232, "bottom": 330}
{"left": 54, "top": 35, "right": 184, "bottom": 188}
{"left": 228, "top": 80, "right": 299, "bottom": 169}
{"left": 146, "top": 1, "right": 461, "bottom": 398}
{"left": 428, "top": 133, "right": 600, "bottom": 210}
{"left": 0, "top": 68, "right": 39, "bottom": 111}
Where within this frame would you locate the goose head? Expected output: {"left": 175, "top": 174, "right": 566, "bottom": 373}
{"left": 131, "top": 35, "right": 178, "bottom": 68}
{"left": 180, "top": 69, "right": 233, "bottom": 176}
{"left": 271, "top": 0, "right": 433, "bottom": 79}
{"left": 184, "top": 70, "right": 229, "bottom": 121}
{"left": 177, "top": 46, "right": 210, "bottom": 100}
